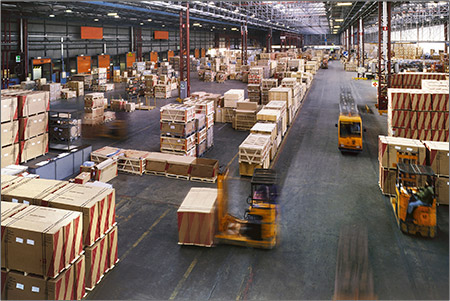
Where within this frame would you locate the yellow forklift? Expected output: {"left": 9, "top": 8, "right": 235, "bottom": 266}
{"left": 336, "top": 87, "right": 365, "bottom": 152}
{"left": 390, "top": 163, "right": 437, "bottom": 238}
{"left": 215, "top": 168, "right": 279, "bottom": 249}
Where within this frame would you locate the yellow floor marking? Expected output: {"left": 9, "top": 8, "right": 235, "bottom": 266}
{"left": 169, "top": 256, "right": 199, "bottom": 300}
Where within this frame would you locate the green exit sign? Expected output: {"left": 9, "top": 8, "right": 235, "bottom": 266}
{"left": 15, "top": 55, "right": 21, "bottom": 63}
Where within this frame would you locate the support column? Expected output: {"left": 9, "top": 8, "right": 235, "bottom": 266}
{"left": 241, "top": 21, "right": 248, "bottom": 65}
{"left": 377, "top": 1, "right": 391, "bottom": 112}
{"left": 266, "top": 28, "right": 272, "bottom": 53}
{"left": 357, "top": 21, "right": 360, "bottom": 66}
{"left": 179, "top": 2, "right": 190, "bottom": 97}
{"left": 444, "top": 20, "right": 448, "bottom": 54}
{"left": 360, "top": 18, "right": 364, "bottom": 68}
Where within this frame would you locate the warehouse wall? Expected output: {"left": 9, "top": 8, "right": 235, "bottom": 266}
{"left": 303, "top": 34, "right": 340, "bottom": 46}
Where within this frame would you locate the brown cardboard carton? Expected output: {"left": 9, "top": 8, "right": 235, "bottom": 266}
{"left": 19, "top": 112, "right": 48, "bottom": 140}
{"left": 1, "top": 269, "right": 7, "bottom": 300}
{"left": 1, "top": 143, "right": 20, "bottom": 168}
{"left": 423, "top": 141, "right": 449, "bottom": 176}
{"left": 194, "top": 114, "right": 206, "bottom": 130}
{"left": 84, "top": 106, "right": 104, "bottom": 117}
{"left": 145, "top": 152, "right": 171, "bottom": 173}
{"left": 107, "top": 225, "right": 119, "bottom": 270}
{"left": 1, "top": 177, "right": 68, "bottom": 205}
{"left": 177, "top": 188, "right": 217, "bottom": 246}
{"left": 1, "top": 175, "right": 27, "bottom": 191}
{"left": 161, "top": 120, "right": 196, "bottom": 137}
{"left": 73, "top": 255, "right": 86, "bottom": 300}
{"left": 166, "top": 156, "right": 196, "bottom": 176}
{"left": 74, "top": 172, "right": 91, "bottom": 184}
{"left": 190, "top": 158, "right": 219, "bottom": 179}
{"left": 385, "top": 137, "right": 426, "bottom": 168}
{"left": 1, "top": 120, "right": 19, "bottom": 147}
{"left": 1, "top": 96, "right": 18, "bottom": 123}
{"left": 4, "top": 206, "right": 81, "bottom": 278}
{"left": 379, "top": 165, "right": 396, "bottom": 195}
{"left": 17, "top": 91, "right": 49, "bottom": 117}
{"left": 41, "top": 183, "right": 114, "bottom": 247}
{"left": 436, "top": 177, "right": 449, "bottom": 205}
{"left": 85, "top": 234, "right": 108, "bottom": 290}
{"left": 92, "top": 158, "right": 118, "bottom": 183}
{"left": 20, "top": 133, "right": 49, "bottom": 163}
{"left": 1, "top": 202, "right": 29, "bottom": 269}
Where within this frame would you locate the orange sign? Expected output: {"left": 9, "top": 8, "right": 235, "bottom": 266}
{"left": 194, "top": 49, "right": 199, "bottom": 59}
{"left": 154, "top": 31, "right": 169, "bottom": 40}
{"left": 168, "top": 50, "right": 174, "bottom": 60}
{"left": 81, "top": 27, "right": 103, "bottom": 39}
{"left": 98, "top": 55, "right": 111, "bottom": 79}
{"left": 150, "top": 52, "right": 158, "bottom": 63}
{"left": 126, "top": 52, "right": 136, "bottom": 68}
{"left": 77, "top": 56, "right": 91, "bottom": 74}
{"left": 32, "top": 58, "right": 51, "bottom": 65}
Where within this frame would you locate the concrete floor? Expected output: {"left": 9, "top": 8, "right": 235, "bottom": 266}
{"left": 56, "top": 62, "right": 448, "bottom": 300}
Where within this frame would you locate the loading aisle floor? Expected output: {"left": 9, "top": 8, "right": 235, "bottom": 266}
{"left": 53, "top": 62, "right": 448, "bottom": 300}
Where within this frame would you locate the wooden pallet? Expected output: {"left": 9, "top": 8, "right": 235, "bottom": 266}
{"left": 190, "top": 175, "right": 218, "bottom": 183}
{"left": 166, "top": 173, "right": 190, "bottom": 181}
{"left": 144, "top": 170, "right": 166, "bottom": 176}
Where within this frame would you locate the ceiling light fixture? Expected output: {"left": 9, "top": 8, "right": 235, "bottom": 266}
{"left": 335, "top": 19, "right": 344, "bottom": 22}
{"left": 148, "top": 18, "right": 152, "bottom": 22}
{"left": 140, "top": 22, "right": 144, "bottom": 25}
{"left": 336, "top": 2, "right": 352, "bottom": 6}
{"left": 107, "top": 12, "right": 117, "bottom": 16}
{"left": 65, "top": 9, "right": 72, "bottom": 13}
{"left": 94, "top": 18, "right": 99, "bottom": 21}
{"left": 49, "top": 14, "right": 55, "bottom": 17}
{"left": 114, "top": 15, "right": 120, "bottom": 18}
{"left": 162, "top": 24, "right": 165, "bottom": 27}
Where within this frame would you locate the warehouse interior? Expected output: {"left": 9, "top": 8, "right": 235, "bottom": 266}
{"left": 0, "top": 1, "right": 449, "bottom": 300}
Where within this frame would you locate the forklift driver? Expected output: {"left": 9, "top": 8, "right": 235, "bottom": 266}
{"left": 407, "top": 177, "right": 434, "bottom": 218}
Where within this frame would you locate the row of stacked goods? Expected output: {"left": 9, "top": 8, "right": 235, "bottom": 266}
{"left": 1, "top": 175, "right": 118, "bottom": 299}
{"left": 387, "top": 79, "right": 449, "bottom": 142}
{"left": 89, "top": 146, "right": 219, "bottom": 182}
{"left": 378, "top": 136, "right": 449, "bottom": 205}
{"left": 393, "top": 44, "right": 424, "bottom": 60}
{"left": 1, "top": 90, "right": 50, "bottom": 167}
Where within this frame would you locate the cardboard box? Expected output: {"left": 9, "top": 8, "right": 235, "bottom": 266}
{"left": 74, "top": 171, "right": 91, "bottom": 184}
{"left": 161, "top": 120, "right": 196, "bottom": 137}
{"left": 1, "top": 144, "right": 20, "bottom": 168}
{"left": 1, "top": 177, "right": 67, "bottom": 205}
{"left": 1, "top": 96, "right": 18, "bottom": 123}
{"left": 1, "top": 270, "right": 7, "bottom": 300}
{"left": 107, "top": 225, "right": 119, "bottom": 270}
{"left": 20, "top": 133, "right": 49, "bottom": 163}
{"left": 436, "top": 176, "right": 449, "bottom": 205}
{"left": 166, "top": 156, "right": 196, "bottom": 176}
{"left": 85, "top": 234, "right": 108, "bottom": 290}
{"left": 84, "top": 93, "right": 105, "bottom": 108}
{"left": 423, "top": 141, "right": 449, "bottom": 176}
{"left": 1, "top": 202, "right": 29, "bottom": 269}
{"left": 125, "top": 102, "right": 135, "bottom": 112}
{"left": 3, "top": 206, "right": 82, "bottom": 277}
{"left": 19, "top": 112, "right": 48, "bottom": 141}
{"left": 73, "top": 255, "right": 86, "bottom": 300}
{"left": 379, "top": 165, "right": 396, "bottom": 195}
{"left": 177, "top": 188, "right": 217, "bottom": 246}
{"left": 194, "top": 113, "right": 206, "bottom": 130}
{"left": 224, "top": 89, "right": 245, "bottom": 108}
{"left": 84, "top": 106, "right": 104, "bottom": 118}
{"left": 1, "top": 120, "right": 19, "bottom": 147}
{"left": 92, "top": 158, "right": 118, "bottom": 183}
{"left": 41, "top": 183, "right": 114, "bottom": 247}
{"left": 145, "top": 152, "right": 171, "bottom": 173}
{"left": 190, "top": 158, "right": 219, "bottom": 179}
{"left": 378, "top": 136, "right": 426, "bottom": 168}
{"left": 17, "top": 91, "right": 49, "bottom": 117}
{"left": 1, "top": 174, "right": 27, "bottom": 191}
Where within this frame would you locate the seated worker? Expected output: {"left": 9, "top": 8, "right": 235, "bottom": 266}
{"left": 407, "top": 178, "right": 434, "bottom": 218}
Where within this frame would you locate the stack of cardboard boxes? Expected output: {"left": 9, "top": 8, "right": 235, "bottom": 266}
{"left": 84, "top": 93, "right": 106, "bottom": 125}
{"left": 42, "top": 83, "right": 61, "bottom": 102}
{"left": 261, "top": 79, "right": 278, "bottom": 105}
{"left": 247, "top": 84, "right": 261, "bottom": 104}
{"left": 1, "top": 96, "right": 20, "bottom": 168}
{"left": 68, "top": 81, "right": 85, "bottom": 97}
{"left": 234, "top": 100, "right": 259, "bottom": 131}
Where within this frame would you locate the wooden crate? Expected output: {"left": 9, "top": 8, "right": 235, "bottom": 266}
{"left": 268, "top": 87, "right": 292, "bottom": 107}
{"left": 239, "top": 154, "right": 270, "bottom": 176}
{"left": 90, "top": 146, "right": 123, "bottom": 163}
{"left": 160, "top": 133, "right": 196, "bottom": 153}
{"left": 160, "top": 104, "right": 195, "bottom": 123}
{"left": 239, "top": 133, "right": 271, "bottom": 164}
{"left": 117, "top": 150, "right": 151, "bottom": 175}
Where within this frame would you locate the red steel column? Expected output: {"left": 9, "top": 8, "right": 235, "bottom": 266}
{"left": 179, "top": 2, "right": 190, "bottom": 96}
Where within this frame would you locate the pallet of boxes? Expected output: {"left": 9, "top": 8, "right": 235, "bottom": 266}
{"left": 239, "top": 134, "right": 271, "bottom": 176}
{"left": 423, "top": 141, "right": 449, "bottom": 205}
{"left": 184, "top": 97, "right": 215, "bottom": 156}
{"left": 234, "top": 100, "right": 259, "bottom": 131}
{"left": 268, "top": 87, "right": 292, "bottom": 129}
{"left": 261, "top": 79, "right": 278, "bottom": 105}
{"left": 42, "top": 83, "right": 61, "bottom": 102}
{"left": 1, "top": 95, "right": 20, "bottom": 168}
{"left": 222, "top": 89, "right": 244, "bottom": 127}
{"left": 1, "top": 176, "right": 119, "bottom": 299}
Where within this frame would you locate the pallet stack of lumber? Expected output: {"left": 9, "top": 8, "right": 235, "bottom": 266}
{"left": 247, "top": 84, "right": 261, "bottom": 104}
{"left": 234, "top": 100, "right": 259, "bottom": 131}
{"left": 387, "top": 83, "right": 449, "bottom": 142}
{"left": 1, "top": 175, "right": 119, "bottom": 299}
{"left": 84, "top": 93, "right": 106, "bottom": 125}
{"left": 261, "top": 79, "right": 278, "bottom": 105}
{"left": 238, "top": 134, "right": 271, "bottom": 176}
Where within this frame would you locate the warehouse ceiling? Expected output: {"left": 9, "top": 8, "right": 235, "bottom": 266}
{"left": 1, "top": 1, "right": 449, "bottom": 36}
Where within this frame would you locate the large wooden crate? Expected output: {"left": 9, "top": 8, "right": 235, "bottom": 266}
{"left": 268, "top": 87, "right": 292, "bottom": 107}
{"left": 239, "top": 154, "right": 270, "bottom": 177}
{"left": 239, "top": 133, "right": 271, "bottom": 164}
{"left": 160, "top": 133, "right": 196, "bottom": 153}
{"left": 160, "top": 104, "right": 195, "bottom": 123}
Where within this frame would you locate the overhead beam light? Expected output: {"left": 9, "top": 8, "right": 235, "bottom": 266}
{"left": 334, "top": 25, "right": 340, "bottom": 28}
{"left": 49, "top": 14, "right": 55, "bottom": 17}
{"left": 65, "top": 9, "right": 72, "bottom": 13}
{"left": 114, "top": 15, "right": 120, "bottom": 18}
{"left": 148, "top": 19, "right": 152, "bottom": 21}
{"left": 335, "top": 19, "right": 344, "bottom": 22}
{"left": 107, "top": 12, "right": 117, "bottom": 16}
{"left": 94, "top": 18, "right": 99, "bottom": 21}
{"left": 140, "top": 22, "right": 144, "bottom": 25}
{"left": 336, "top": 2, "right": 352, "bottom": 6}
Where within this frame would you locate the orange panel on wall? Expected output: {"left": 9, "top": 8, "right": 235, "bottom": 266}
{"left": 194, "top": 49, "right": 199, "bottom": 59}
{"left": 77, "top": 56, "right": 91, "bottom": 74}
{"left": 150, "top": 52, "right": 158, "bottom": 63}
{"left": 98, "top": 54, "right": 111, "bottom": 79}
{"left": 201, "top": 48, "right": 206, "bottom": 58}
{"left": 154, "top": 31, "right": 169, "bottom": 40}
{"left": 126, "top": 52, "right": 136, "bottom": 68}
{"left": 167, "top": 50, "right": 174, "bottom": 60}
{"left": 81, "top": 27, "right": 103, "bottom": 39}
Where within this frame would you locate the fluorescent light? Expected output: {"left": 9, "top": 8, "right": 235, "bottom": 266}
{"left": 251, "top": 14, "right": 255, "bottom": 18}
{"left": 334, "top": 25, "right": 340, "bottom": 28}
{"left": 107, "top": 12, "right": 117, "bottom": 16}
{"left": 231, "top": 27, "right": 238, "bottom": 31}
{"left": 148, "top": 18, "right": 152, "bottom": 21}
{"left": 162, "top": 24, "right": 165, "bottom": 27}
{"left": 94, "top": 18, "right": 99, "bottom": 22}
{"left": 65, "top": 9, "right": 72, "bottom": 13}
{"left": 223, "top": 27, "right": 226, "bottom": 30}
{"left": 212, "top": 26, "right": 215, "bottom": 29}
{"left": 336, "top": 2, "right": 352, "bottom": 6}
{"left": 267, "top": 19, "right": 270, "bottom": 22}
{"left": 335, "top": 19, "right": 344, "bottom": 22}
{"left": 114, "top": 15, "right": 120, "bottom": 18}
{"left": 140, "top": 22, "right": 144, "bottom": 25}
{"left": 209, "top": 1, "right": 215, "bottom": 5}
{"left": 49, "top": 14, "right": 55, "bottom": 17}
{"left": 193, "top": 23, "right": 201, "bottom": 26}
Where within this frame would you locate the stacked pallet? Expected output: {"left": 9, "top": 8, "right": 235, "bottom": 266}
{"left": 423, "top": 141, "right": 449, "bottom": 205}
{"left": 72, "top": 74, "right": 93, "bottom": 90}
{"left": 224, "top": 89, "right": 244, "bottom": 108}
{"left": 257, "top": 108, "right": 283, "bottom": 142}
{"left": 42, "top": 83, "right": 61, "bottom": 101}
{"left": 268, "top": 87, "right": 293, "bottom": 126}
{"left": 238, "top": 134, "right": 271, "bottom": 176}
{"left": 61, "top": 88, "right": 77, "bottom": 99}
{"left": 387, "top": 87, "right": 448, "bottom": 142}
{"left": 276, "top": 61, "right": 287, "bottom": 73}
{"left": 250, "top": 122, "right": 278, "bottom": 160}
{"left": 92, "top": 68, "right": 107, "bottom": 87}
{"left": 265, "top": 101, "right": 288, "bottom": 139}
{"left": 116, "top": 149, "right": 151, "bottom": 175}
{"left": 235, "top": 100, "right": 258, "bottom": 131}
{"left": 84, "top": 93, "right": 105, "bottom": 125}
{"left": 95, "top": 83, "right": 114, "bottom": 92}
{"left": 1, "top": 96, "right": 20, "bottom": 168}
{"left": 261, "top": 79, "right": 278, "bottom": 105}
{"left": 287, "top": 59, "right": 304, "bottom": 72}
{"left": 390, "top": 72, "right": 447, "bottom": 89}
{"left": 281, "top": 78, "right": 302, "bottom": 117}
{"left": 155, "top": 84, "right": 171, "bottom": 99}
{"left": 1, "top": 175, "right": 118, "bottom": 297}
{"left": 248, "top": 67, "right": 264, "bottom": 84}
{"left": 247, "top": 84, "right": 261, "bottom": 104}
{"left": 160, "top": 104, "right": 196, "bottom": 156}
{"left": 204, "top": 70, "right": 216, "bottom": 82}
